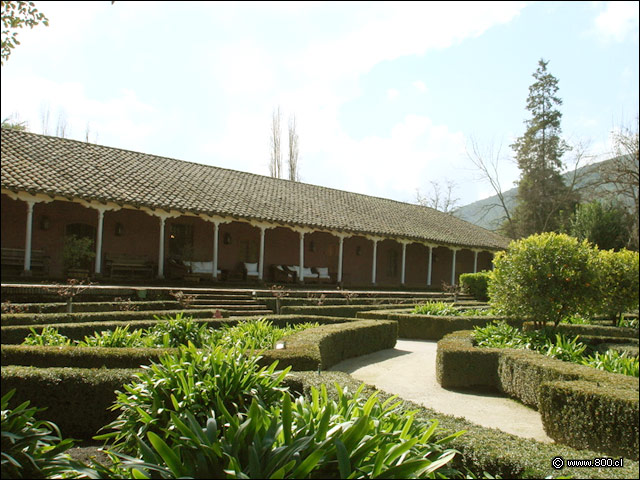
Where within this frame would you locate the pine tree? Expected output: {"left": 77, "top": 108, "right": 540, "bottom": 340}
{"left": 509, "top": 59, "right": 577, "bottom": 237}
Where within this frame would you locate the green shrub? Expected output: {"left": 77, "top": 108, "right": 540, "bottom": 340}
{"left": 489, "top": 232, "right": 598, "bottom": 328}
{"left": 146, "top": 312, "right": 216, "bottom": 348}
{"left": 593, "top": 248, "right": 640, "bottom": 325}
{"left": 107, "top": 385, "right": 461, "bottom": 479}
{"left": 412, "top": 301, "right": 459, "bottom": 316}
{"left": 97, "top": 343, "right": 291, "bottom": 454}
{"left": 22, "top": 326, "right": 71, "bottom": 347}
{"left": 460, "top": 271, "right": 491, "bottom": 301}
{"left": 584, "top": 349, "right": 639, "bottom": 377}
{"left": 78, "top": 324, "right": 149, "bottom": 348}
{"left": 474, "top": 321, "right": 639, "bottom": 377}
{"left": 1, "top": 389, "right": 77, "bottom": 478}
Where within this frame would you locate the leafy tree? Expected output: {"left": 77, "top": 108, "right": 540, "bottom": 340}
{"left": 488, "top": 232, "right": 597, "bottom": 328}
{"left": 593, "top": 248, "right": 639, "bottom": 325}
{"left": 570, "top": 200, "right": 631, "bottom": 251}
{"left": 1, "top": 1, "right": 48, "bottom": 65}
{"left": 510, "top": 59, "right": 578, "bottom": 237}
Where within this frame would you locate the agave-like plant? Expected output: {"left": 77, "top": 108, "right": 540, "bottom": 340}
{"left": 1, "top": 389, "right": 77, "bottom": 479}
{"left": 108, "top": 384, "right": 463, "bottom": 479}
{"left": 96, "top": 342, "right": 290, "bottom": 454}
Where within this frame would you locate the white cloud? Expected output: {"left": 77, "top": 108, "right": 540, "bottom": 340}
{"left": 0, "top": 75, "right": 157, "bottom": 147}
{"left": 412, "top": 81, "right": 428, "bottom": 93}
{"left": 594, "top": 1, "right": 639, "bottom": 42}
{"left": 387, "top": 88, "right": 400, "bottom": 100}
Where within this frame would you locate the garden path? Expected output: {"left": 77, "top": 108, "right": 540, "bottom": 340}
{"left": 331, "top": 339, "right": 553, "bottom": 443}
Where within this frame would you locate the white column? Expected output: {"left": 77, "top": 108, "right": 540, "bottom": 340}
{"left": 371, "top": 239, "right": 378, "bottom": 285}
{"left": 427, "top": 245, "right": 433, "bottom": 286}
{"left": 337, "top": 235, "right": 344, "bottom": 283}
{"left": 473, "top": 250, "right": 479, "bottom": 274}
{"left": 451, "top": 248, "right": 458, "bottom": 285}
{"left": 258, "top": 226, "right": 266, "bottom": 280}
{"left": 23, "top": 200, "right": 35, "bottom": 272}
{"left": 212, "top": 221, "right": 219, "bottom": 279}
{"left": 158, "top": 216, "right": 166, "bottom": 278}
{"left": 298, "top": 231, "right": 305, "bottom": 282}
{"left": 95, "top": 209, "right": 105, "bottom": 274}
{"left": 400, "top": 242, "right": 407, "bottom": 285}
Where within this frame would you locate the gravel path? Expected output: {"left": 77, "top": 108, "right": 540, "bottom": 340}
{"left": 331, "top": 338, "right": 553, "bottom": 443}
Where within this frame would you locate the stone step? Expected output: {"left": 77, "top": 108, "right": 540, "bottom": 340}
{"left": 192, "top": 304, "right": 271, "bottom": 311}
{"left": 191, "top": 299, "right": 258, "bottom": 305}
{"left": 228, "top": 310, "right": 275, "bottom": 317}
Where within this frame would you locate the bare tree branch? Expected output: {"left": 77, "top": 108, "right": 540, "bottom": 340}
{"left": 416, "top": 179, "right": 459, "bottom": 213}
{"left": 288, "top": 114, "right": 300, "bottom": 181}
{"left": 269, "top": 106, "right": 282, "bottom": 179}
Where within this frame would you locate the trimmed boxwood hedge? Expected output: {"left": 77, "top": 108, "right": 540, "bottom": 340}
{"left": 436, "top": 329, "right": 639, "bottom": 460}
{"left": 288, "top": 371, "right": 639, "bottom": 479}
{"left": 4, "top": 300, "right": 182, "bottom": 314}
{"left": 357, "top": 309, "right": 525, "bottom": 340}
{"left": 1, "top": 366, "right": 139, "bottom": 440}
{"left": 280, "top": 304, "right": 408, "bottom": 317}
{"left": 540, "top": 379, "right": 638, "bottom": 459}
{"left": 0, "top": 317, "right": 397, "bottom": 440}
{"left": 1, "top": 316, "right": 397, "bottom": 371}
{"left": 0, "top": 308, "right": 230, "bottom": 328}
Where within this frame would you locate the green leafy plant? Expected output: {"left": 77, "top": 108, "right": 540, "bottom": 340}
{"left": 474, "top": 321, "right": 638, "bottom": 377}
{"left": 147, "top": 312, "right": 215, "bottom": 348}
{"left": 78, "top": 324, "right": 148, "bottom": 348}
{"left": 541, "top": 334, "right": 588, "bottom": 363}
{"left": 22, "top": 326, "right": 71, "bottom": 347}
{"left": 489, "top": 233, "right": 598, "bottom": 328}
{"left": 1, "top": 389, "right": 76, "bottom": 479}
{"left": 412, "top": 301, "right": 459, "bottom": 316}
{"left": 583, "top": 350, "right": 639, "bottom": 377}
{"left": 96, "top": 343, "right": 291, "bottom": 454}
{"left": 107, "top": 384, "right": 462, "bottom": 479}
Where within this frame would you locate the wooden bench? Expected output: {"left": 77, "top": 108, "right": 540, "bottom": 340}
{"left": 1, "top": 247, "right": 50, "bottom": 276}
{"left": 104, "top": 254, "right": 155, "bottom": 280}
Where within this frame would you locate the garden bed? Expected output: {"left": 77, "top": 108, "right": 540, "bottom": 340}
{"left": 436, "top": 329, "right": 639, "bottom": 460}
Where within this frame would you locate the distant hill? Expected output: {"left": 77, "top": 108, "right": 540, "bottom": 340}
{"left": 452, "top": 157, "right": 631, "bottom": 231}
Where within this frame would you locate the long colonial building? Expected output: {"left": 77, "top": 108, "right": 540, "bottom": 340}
{"left": 1, "top": 128, "right": 509, "bottom": 286}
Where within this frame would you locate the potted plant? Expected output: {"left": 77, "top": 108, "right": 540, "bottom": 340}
{"left": 62, "top": 235, "right": 95, "bottom": 279}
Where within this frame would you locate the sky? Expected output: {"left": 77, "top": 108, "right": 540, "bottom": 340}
{"left": 1, "top": 1, "right": 638, "bottom": 208}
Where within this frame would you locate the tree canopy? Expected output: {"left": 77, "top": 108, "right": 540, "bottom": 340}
{"left": 1, "top": 1, "right": 48, "bottom": 65}
{"left": 509, "top": 59, "right": 577, "bottom": 237}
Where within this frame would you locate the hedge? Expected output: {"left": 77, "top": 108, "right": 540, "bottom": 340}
{"left": 1, "top": 316, "right": 397, "bottom": 371}
{"left": 4, "top": 300, "right": 181, "bottom": 314}
{"left": 436, "top": 330, "right": 639, "bottom": 460}
{"left": 459, "top": 271, "right": 491, "bottom": 301}
{"left": 1, "top": 366, "right": 139, "bottom": 440}
{"left": 3, "top": 368, "right": 638, "bottom": 478}
{"left": 288, "top": 371, "right": 639, "bottom": 479}
{"left": 280, "top": 304, "right": 408, "bottom": 317}
{"left": 540, "top": 379, "right": 638, "bottom": 459}
{"left": 1, "top": 318, "right": 397, "bottom": 440}
{"left": 0, "top": 308, "right": 230, "bottom": 328}
{"left": 357, "top": 309, "right": 524, "bottom": 340}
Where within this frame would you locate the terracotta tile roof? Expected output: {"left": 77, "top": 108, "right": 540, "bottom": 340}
{"left": 1, "top": 128, "right": 509, "bottom": 250}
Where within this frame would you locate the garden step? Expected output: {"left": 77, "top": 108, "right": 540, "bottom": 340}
{"left": 228, "top": 310, "right": 274, "bottom": 317}
{"left": 191, "top": 299, "right": 259, "bottom": 305}
{"left": 192, "top": 304, "right": 271, "bottom": 311}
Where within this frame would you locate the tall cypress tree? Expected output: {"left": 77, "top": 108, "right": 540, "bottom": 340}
{"left": 509, "top": 59, "right": 577, "bottom": 237}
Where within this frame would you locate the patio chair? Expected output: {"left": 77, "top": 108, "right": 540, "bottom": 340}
{"left": 243, "top": 262, "right": 260, "bottom": 281}
{"left": 313, "top": 266, "right": 332, "bottom": 283}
